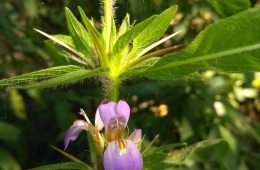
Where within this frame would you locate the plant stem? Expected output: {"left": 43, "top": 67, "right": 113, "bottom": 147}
{"left": 102, "top": 0, "right": 121, "bottom": 102}
{"left": 103, "top": 0, "right": 113, "bottom": 52}
{"left": 108, "top": 79, "right": 121, "bottom": 102}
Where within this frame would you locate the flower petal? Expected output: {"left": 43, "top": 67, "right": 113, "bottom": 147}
{"left": 116, "top": 100, "right": 130, "bottom": 126}
{"left": 130, "top": 129, "right": 142, "bottom": 146}
{"left": 103, "top": 139, "right": 143, "bottom": 170}
{"left": 99, "top": 100, "right": 131, "bottom": 141}
{"left": 99, "top": 101, "right": 117, "bottom": 129}
{"left": 99, "top": 100, "right": 130, "bottom": 129}
{"left": 95, "top": 107, "right": 104, "bottom": 131}
{"left": 64, "top": 120, "right": 88, "bottom": 150}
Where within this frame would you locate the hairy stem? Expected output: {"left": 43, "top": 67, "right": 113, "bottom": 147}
{"left": 108, "top": 79, "right": 121, "bottom": 102}
{"left": 103, "top": 0, "right": 113, "bottom": 52}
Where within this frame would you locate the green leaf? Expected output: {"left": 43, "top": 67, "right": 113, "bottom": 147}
{"left": 143, "top": 142, "right": 187, "bottom": 170}
{"left": 154, "top": 143, "right": 187, "bottom": 153}
{"left": 78, "top": 7, "right": 105, "bottom": 48}
{"left": 143, "top": 152, "right": 167, "bottom": 170}
{"left": 165, "top": 139, "right": 229, "bottom": 164}
{"left": 117, "top": 14, "right": 130, "bottom": 37}
{"left": 113, "top": 15, "right": 157, "bottom": 62}
{"left": 206, "top": 0, "right": 251, "bottom": 17}
{"left": 8, "top": 66, "right": 109, "bottom": 89}
{"left": 129, "top": 5, "right": 178, "bottom": 60}
{"left": 0, "top": 148, "right": 20, "bottom": 170}
{"left": 45, "top": 39, "right": 88, "bottom": 65}
{"left": 0, "top": 121, "right": 21, "bottom": 142}
{"left": 120, "top": 58, "right": 203, "bottom": 81}
{"left": 110, "top": 16, "right": 117, "bottom": 52}
{"left": 28, "top": 162, "right": 91, "bottom": 170}
{"left": 65, "top": 7, "right": 95, "bottom": 67}
{"left": 0, "top": 65, "right": 82, "bottom": 87}
{"left": 53, "top": 35, "right": 74, "bottom": 47}
{"left": 140, "top": 7, "right": 260, "bottom": 80}
{"left": 188, "top": 139, "right": 229, "bottom": 161}
{"left": 9, "top": 89, "right": 27, "bottom": 120}
{"left": 34, "top": 29, "right": 88, "bottom": 66}
{"left": 78, "top": 7, "right": 108, "bottom": 66}
{"left": 119, "top": 57, "right": 159, "bottom": 78}
{"left": 136, "top": 30, "right": 182, "bottom": 58}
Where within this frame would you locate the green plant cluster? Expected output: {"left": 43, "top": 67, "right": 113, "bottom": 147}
{"left": 0, "top": 0, "right": 260, "bottom": 169}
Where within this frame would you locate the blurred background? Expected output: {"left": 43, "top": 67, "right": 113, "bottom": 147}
{"left": 1, "top": 0, "right": 260, "bottom": 169}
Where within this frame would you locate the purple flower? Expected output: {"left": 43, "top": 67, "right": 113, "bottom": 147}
{"left": 64, "top": 120, "right": 88, "bottom": 150}
{"left": 103, "top": 139, "right": 143, "bottom": 170}
{"left": 99, "top": 100, "right": 130, "bottom": 142}
{"left": 64, "top": 106, "right": 104, "bottom": 150}
{"left": 64, "top": 100, "right": 143, "bottom": 170}
{"left": 130, "top": 129, "right": 142, "bottom": 147}
{"left": 99, "top": 100, "right": 143, "bottom": 170}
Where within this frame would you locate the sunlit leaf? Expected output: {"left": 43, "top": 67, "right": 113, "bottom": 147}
{"left": 45, "top": 39, "right": 88, "bottom": 65}
{"left": 65, "top": 7, "right": 95, "bottom": 67}
{"left": 8, "top": 66, "right": 109, "bottom": 89}
{"left": 113, "top": 15, "right": 157, "bottom": 64}
{"left": 136, "top": 30, "right": 182, "bottom": 58}
{"left": 120, "top": 58, "right": 203, "bottom": 81}
{"left": 139, "top": 7, "right": 260, "bottom": 80}
{"left": 117, "top": 14, "right": 130, "bottom": 37}
{"left": 110, "top": 16, "right": 117, "bottom": 51}
{"left": 119, "top": 57, "right": 159, "bottom": 78}
{"left": 78, "top": 7, "right": 107, "bottom": 66}
{"left": 129, "top": 5, "right": 178, "bottom": 60}
{"left": 34, "top": 29, "right": 87, "bottom": 65}
{"left": 0, "top": 65, "right": 83, "bottom": 87}
{"left": 53, "top": 35, "right": 74, "bottom": 47}
{"left": 78, "top": 7, "right": 105, "bottom": 48}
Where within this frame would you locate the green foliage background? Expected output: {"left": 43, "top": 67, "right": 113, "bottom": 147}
{"left": 0, "top": 0, "right": 260, "bottom": 169}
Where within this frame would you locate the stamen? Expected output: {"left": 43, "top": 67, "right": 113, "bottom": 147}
{"left": 79, "top": 109, "right": 91, "bottom": 124}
